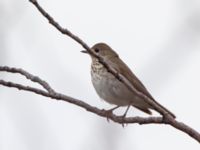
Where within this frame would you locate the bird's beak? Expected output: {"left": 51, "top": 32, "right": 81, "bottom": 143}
{"left": 81, "top": 50, "right": 89, "bottom": 54}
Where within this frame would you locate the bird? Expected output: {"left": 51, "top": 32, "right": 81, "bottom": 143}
{"left": 82, "top": 43, "right": 175, "bottom": 118}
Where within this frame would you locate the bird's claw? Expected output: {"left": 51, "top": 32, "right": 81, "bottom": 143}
{"left": 102, "top": 109, "right": 114, "bottom": 122}
{"left": 119, "top": 114, "right": 128, "bottom": 127}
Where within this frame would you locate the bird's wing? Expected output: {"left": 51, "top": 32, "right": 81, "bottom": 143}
{"left": 108, "top": 56, "right": 154, "bottom": 100}
{"left": 107, "top": 56, "right": 176, "bottom": 118}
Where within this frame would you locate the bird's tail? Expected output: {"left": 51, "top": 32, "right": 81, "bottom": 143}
{"left": 151, "top": 99, "right": 176, "bottom": 118}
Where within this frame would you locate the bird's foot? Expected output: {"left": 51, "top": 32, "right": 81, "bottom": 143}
{"left": 103, "top": 106, "right": 120, "bottom": 122}
{"left": 118, "top": 114, "right": 128, "bottom": 127}
{"left": 104, "top": 110, "right": 113, "bottom": 122}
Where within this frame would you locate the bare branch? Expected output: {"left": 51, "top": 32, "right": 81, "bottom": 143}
{"left": 0, "top": 77, "right": 164, "bottom": 125}
{"left": 0, "top": 66, "right": 55, "bottom": 94}
{"left": 1, "top": 66, "right": 200, "bottom": 143}
{"left": 28, "top": 0, "right": 90, "bottom": 51}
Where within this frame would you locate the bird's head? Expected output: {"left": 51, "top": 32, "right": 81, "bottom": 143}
{"left": 81, "top": 43, "right": 118, "bottom": 60}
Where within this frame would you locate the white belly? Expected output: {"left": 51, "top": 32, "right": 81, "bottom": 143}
{"left": 91, "top": 70, "right": 142, "bottom": 106}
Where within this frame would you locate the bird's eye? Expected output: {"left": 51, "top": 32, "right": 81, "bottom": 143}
{"left": 94, "top": 48, "right": 100, "bottom": 53}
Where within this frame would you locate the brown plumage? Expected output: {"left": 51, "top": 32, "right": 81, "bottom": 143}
{"left": 83, "top": 43, "right": 175, "bottom": 118}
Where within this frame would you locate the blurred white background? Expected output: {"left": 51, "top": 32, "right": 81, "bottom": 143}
{"left": 1, "top": 0, "right": 200, "bottom": 149}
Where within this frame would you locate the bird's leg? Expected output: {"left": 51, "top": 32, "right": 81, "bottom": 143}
{"left": 122, "top": 105, "right": 131, "bottom": 119}
{"left": 107, "top": 105, "right": 120, "bottom": 112}
{"left": 104, "top": 106, "right": 120, "bottom": 122}
{"left": 120, "top": 105, "right": 131, "bottom": 127}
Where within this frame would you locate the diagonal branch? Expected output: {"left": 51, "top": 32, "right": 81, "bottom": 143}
{"left": 28, "top": 0, "right": 173, "bottom": 118}
{"left": 28, "top": 0, "right": 90, "bottom": 51}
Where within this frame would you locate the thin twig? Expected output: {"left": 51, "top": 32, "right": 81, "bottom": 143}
{"left": 28, "top": 0, "right": 90, "bottom": 51}
{"left": 0, "top": 66, "right": 55, "bottom": 94}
